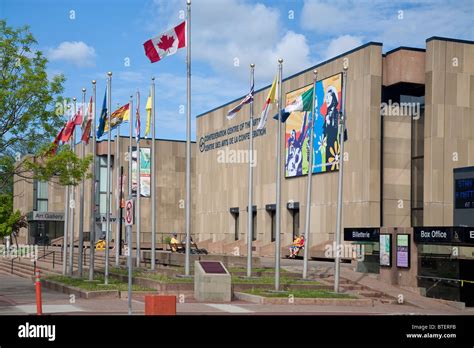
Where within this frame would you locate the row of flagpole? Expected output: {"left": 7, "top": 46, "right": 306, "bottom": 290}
{"left": 56, "top": 0, "right": 348, "bottom": 294}
{"left": 232, "top": 60, "right": 348, "bottom": 291}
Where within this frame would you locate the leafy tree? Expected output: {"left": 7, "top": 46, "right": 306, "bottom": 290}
{"left": 0, "top": 20, "right": 92, "bottom": 239}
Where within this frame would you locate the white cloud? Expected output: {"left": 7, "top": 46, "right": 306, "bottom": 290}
{"left": 149, "top": 0, "right": 313, "bottom": 81}
{"left": 301, "top": 0, "right": 473, "bottom": 52}
{"left": 323, "top": 35, "right": 363, "bottom": 60}
{"left": 48, "top": 41, "right": 96, "bottom": 67}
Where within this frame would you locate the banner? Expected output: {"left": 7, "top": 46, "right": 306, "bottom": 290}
{"left": 285, "top": 73, "right": 342, "bottom": 177}
{"left": 131, "top": 147, "right": 151, "bottom": 197}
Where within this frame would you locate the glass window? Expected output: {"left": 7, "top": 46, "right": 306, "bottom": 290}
{"left": 410, "top": 96, "right": 425, "bottom": 227}
{"left": 271, "top": 211, "right": 276, "bottom": 242}
{"left": 33, "top": 180, "right": 48, "bottom": 212}
{"left": 252, "top": 211, "right": 257, "bottom": 241}
{"left": 233, "top": 213, "right": 239, "bottom": 241}
{"left": 292, "top": 209, "right": 300, "bottom": 240}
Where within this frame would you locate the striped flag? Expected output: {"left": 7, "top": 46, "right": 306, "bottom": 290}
{"left": 81, "top": 96, "right": 93, "bottom": 144}
{"left": 104, "top": 103, "right": 130, "bottom": 133}
{"left": 226, "top": 75, "right": 254, "bottom": 120}
{"left": 257, "top": 74, "right": 277, "bottom": 130}
{"left": 136, "top": 91, "right": 141, "bottom": 143}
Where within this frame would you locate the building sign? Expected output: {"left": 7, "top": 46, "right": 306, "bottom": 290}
{"left": 27, "top": 211, "right": 64, "bottom": 221}
{"left": 285, "top": 73, "right": 343, "bottom": 178}
{"left": 343, "top": 227, "right": 379, "bottom": 242}
{"left": 131, "top": 147, "right": 151, "bottom": 197}
{"left": 455, "top": 178, "right": 474, "bottom": 209}
{"left": 379, "top": 234, "right": 391, "bottom": 267}
{"left": 396, "top": 234, "right": 410, "bottom": 268}
{"left": 199, "top": 118, "right": 267, "bottom": 153}
{"left": 413, "top": 226, "right": 474, "bottom": 245}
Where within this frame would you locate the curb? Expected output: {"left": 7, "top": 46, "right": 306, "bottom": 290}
{"left": 41, "top": 279, "right": 119, "bottom": 299}
{"left": 234, "top": 292, "right": 374, "bottom": 306}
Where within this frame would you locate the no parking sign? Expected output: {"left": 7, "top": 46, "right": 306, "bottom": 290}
{"left": 125, "top": 199, "right": 134, "bottom": 226}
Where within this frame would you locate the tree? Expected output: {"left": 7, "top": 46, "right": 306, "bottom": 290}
{"left": 0, "top": 19, "right": 90, "bottom": 193}
{"left": 0, "top": 20, "right": 92, "bottom": 240}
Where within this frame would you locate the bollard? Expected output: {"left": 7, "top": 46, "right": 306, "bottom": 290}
{"left": 35, "top": 268, "right": 43, "bottom": 315}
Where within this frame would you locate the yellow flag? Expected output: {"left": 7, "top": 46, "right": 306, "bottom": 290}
{"left": 104, "top": 103, "right": 130, "bottom": 133}
{"left": 145, "top": 95, "right": 152, "bottom": 137}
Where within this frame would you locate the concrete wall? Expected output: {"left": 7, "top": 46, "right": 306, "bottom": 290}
{"left": 13, "top": 138, "right": 195, "bottom": 245}
{"left": 196, "top": 43, "right": 383, "bottom": 255}
{"left": 424, "top": 38, "right": 474, "bottom": 225}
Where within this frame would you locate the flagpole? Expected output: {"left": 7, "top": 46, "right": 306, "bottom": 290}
{"left": 151, "top": 77, "right": 156, "bottom": 270}
{"left": 302, "top": 70, "right": 318, "bottom": 279}
{"left": 246, "top": 63, "right": 255, "bottom": 278}
{"left": 89, "top": 80, "right": 97, "bottom": 281}
{"left": 69, "top": 97, "right": 77, "bottom": 276}
{"left": 334, "top": 66, "right": 348, "bottom": 293}
{"left": 136, "top": 90, "right": 141, "bottom": 268}
{"left": 105, "top": 71, "right": 112, "bottom": 285}
{"left": 62, "top": 105, "right": 71, "bottom": 276}
{"left": 184, "top": 0, "right": 192, "bottom": 276}
{"left": 275, "top": 58, "right": 283, "bottom": 291}
{"left": 115, "top": 120, "right": 121, "bottom": 267}
{"left": 78, "top": 88, "right": 86, "bottom": 277}
{"left": 128, "top": 94, "right": 133, "bottom": 236}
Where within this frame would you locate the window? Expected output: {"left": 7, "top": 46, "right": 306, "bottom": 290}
{"left": 232, "top": 212, "right": 239, "bottom": 241}
{"left": 292, "top": 209, "right": 300, "bottom": 240}
{"left": 270, "top": 210, "right": 276, "bottom": 242}
{"left": 33, "top": 180, "right": 48, "bottom": 212}
{"left": 252, "top": 211, "right": 257, "bottom": 241}
{"left": 409, "top": 95, "right": 425, "bottom": 227}
{"left": 97, "top": 156, "right": 112, "bottom": 215}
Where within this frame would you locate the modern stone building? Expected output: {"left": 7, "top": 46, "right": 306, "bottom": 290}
{"left": 13, "top": 137, "right": 196, "bottom": 246}
{"left": 194, "top": 36, "right": 474, "bottom": 262}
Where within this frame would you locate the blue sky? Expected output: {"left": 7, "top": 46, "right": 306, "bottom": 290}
{"left": 2, "top": 0, "right": 473, "bottom": 141}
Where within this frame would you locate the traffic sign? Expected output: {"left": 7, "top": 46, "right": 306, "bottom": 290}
{"left": 125, "top": 199, "right": 134, "bottom": 226}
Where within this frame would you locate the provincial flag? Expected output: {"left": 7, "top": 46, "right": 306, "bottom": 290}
{"left": 256, "top": 75, "right": 277, "bottom": 130}
{"left": 73, "top": 107, "right": 83, "bottom": 126}
{"left": 104, "top": 103, "right": 130, "bottom": 133}
{"left": 135, "top": 91, "right": 141, "bottom": 143}
{"left": 81, "top": 96, "right": 93, "bottom": 144}
{"left": 145, "top": 95, "right": 152, "bottom": 137}
{"left": 273, "top": 86, "right": 314, "bottom": 123}
{"left": 226, "top": 75, "right": 254, "bottom": 120}
{"left": 96, "top": 91, "right": 107, "bottom": 139}
{"left": 143, "top": 21, "right": 186, "bottom": 63}
{"left": 61, "top": 119, "right": 75, "bottom": 143}
{"left": 50, "top": 122, "right": 67, "bottom": 155}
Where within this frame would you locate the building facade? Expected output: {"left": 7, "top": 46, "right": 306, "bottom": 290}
{"left": 14, "top": 137, "right": 196, "bottom": 246}
{"left": 194, "top": 37, "right": 474, "bottom": 260}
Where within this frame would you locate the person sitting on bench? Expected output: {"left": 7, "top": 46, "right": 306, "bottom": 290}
{"left": 170, "top": 233, "right": 184, "bottom": 252}
{"left": 289, "top": 235, "right": 305, "bottom": 258}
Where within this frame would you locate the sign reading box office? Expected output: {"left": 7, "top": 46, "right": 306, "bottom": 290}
{"left": 396, "top": 234, "right": 410, "bottom": 268}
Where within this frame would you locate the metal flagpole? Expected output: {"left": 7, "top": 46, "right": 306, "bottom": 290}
{"left": 69, "top": 97, "right": 77, "bottom": 276}
{"left": 302, "top": 70, "right": 318, "bottom": 279}
{"left": 105, "top": 71, "right": 112, "bottom": 285}
{"left": 78, "top": 88, "right": 86, "bottom": 277}
{"left": 127, "top": 94, "right": 133, "bottom": 315}
{"left": 151, "top": 78, "right": 156, "bottom": 270}
{"left": 334, "top": 66, "right": 348, "bottom": 293}
{"left": 89, "top": 80, "right": 97, "bottom": 281}
{"left": 115, "top": 118, "right": 121, "bottom": 267}
{"left": 184, "top": 0, "right": 192, "bottom": 276}
{"left": 275, "top": 58, "right": 283, "bottom": 291}
{"left": 62, "top": 105, "right": 71, "bottom": 275}
{"left": 136, "top": 91, "right": 141, "bottom": 268}
{"left": 246, "top": 63, "right": 255, "bottom": 278}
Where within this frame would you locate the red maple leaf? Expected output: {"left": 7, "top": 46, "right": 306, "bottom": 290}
{"left": 157, "top": 35, "right": 175, "bottom": 52}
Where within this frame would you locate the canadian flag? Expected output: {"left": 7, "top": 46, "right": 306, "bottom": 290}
{"left": 143, "top": 21, "right": 186, "bottom": 63}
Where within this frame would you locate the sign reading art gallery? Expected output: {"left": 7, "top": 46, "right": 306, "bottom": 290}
{"left": 27, "top": 211, "right": 64, "bottom": 221}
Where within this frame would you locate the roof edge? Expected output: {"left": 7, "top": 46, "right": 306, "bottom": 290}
{"left": 426, "top": 36, "right": 474, "bottom": 45}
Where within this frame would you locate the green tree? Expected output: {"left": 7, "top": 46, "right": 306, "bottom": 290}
{"left": 0, "top": 194, "right": 27, "bottom": 240}
{"left": 0, "top": 20, "right": 92, "bottom": 239}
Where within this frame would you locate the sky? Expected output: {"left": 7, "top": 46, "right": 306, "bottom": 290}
{"left": 2, "top": 0, "right": 473, "bottom": 142}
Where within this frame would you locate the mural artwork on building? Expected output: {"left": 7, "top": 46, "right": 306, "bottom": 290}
{"left": 285, "top": 73, "right": 342, "bottom": 178}
{"left": 131, "top": 147, "right": 151, "bottom": 197}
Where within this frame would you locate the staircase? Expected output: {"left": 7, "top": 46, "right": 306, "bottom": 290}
{"left": 0, "top": 246, "right": 110, "bottom": 280}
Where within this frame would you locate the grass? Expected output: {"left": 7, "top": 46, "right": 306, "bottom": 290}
{"left": 46, "top": 275, "right": 155, "bottom": 292}
{"left": 243, "top": 288, "right": 355, "bottom": 299}
{"left": 109, "top": 267, "right": 193, "bottom": 283}
{"left": 228, "top": 267, "right": 288, "bottom": 274}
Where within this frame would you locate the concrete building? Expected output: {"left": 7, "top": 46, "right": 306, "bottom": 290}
{"left": 13, "top": 137, "right": 196, "bottom": 247}
{"left": 194, "top": 36, "right": 474, "bottom": 261}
